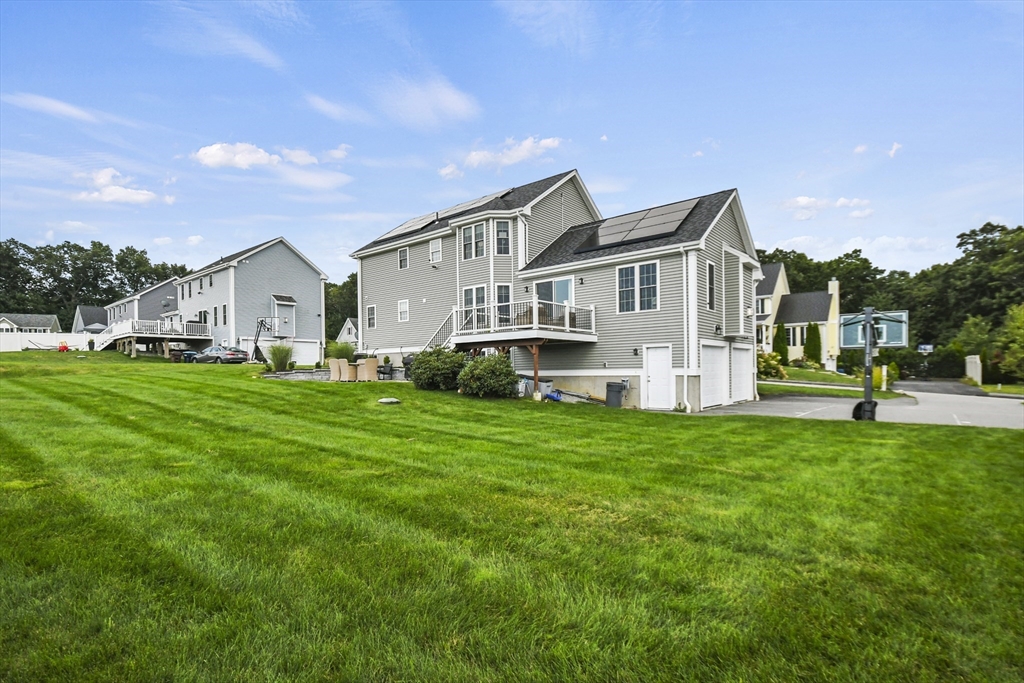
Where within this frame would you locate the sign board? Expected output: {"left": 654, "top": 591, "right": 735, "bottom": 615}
{"left": 839, "top": 310, "right": 908, "bottom": 349}
{"left": 917, "top": 344, "right": 934, "bottom": 354}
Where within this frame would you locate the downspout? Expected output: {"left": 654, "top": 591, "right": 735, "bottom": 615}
{"left": 357, "top": 258, "right": 363, "bottom": 353}
{"left": 679, "top": 246, "right": 691, "bottom": 414}
{"left": 320, "top": 275, "right": 327, "bottom": 364}
{"left": 228, "top": 265, "right": 236, "bottom": 346}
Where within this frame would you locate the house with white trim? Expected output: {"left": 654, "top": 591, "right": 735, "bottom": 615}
{"left": 755, "top": 263, "right": 840, "bottom": 370}
{"left": 351, "top": 170, "right": 762, "bottom": 411}
{"left": 0, "top": 313, "right": 61, "bottom": 334}
{"left": 335, "top": 317, "right": 358, "bottom": 345}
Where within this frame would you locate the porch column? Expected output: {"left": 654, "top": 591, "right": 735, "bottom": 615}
{"left": 528, "top": 343, "right": 540, "bottom": 401}
{"left": 163, "top": 340, "right": 170, "bottom": 358}
{"left": 130, "top": 337, "right": 137, "bottom": 358}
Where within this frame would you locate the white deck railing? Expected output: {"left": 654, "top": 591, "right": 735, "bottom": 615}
{"left": 452, "top": 300, "right": 595, "bottom": 336}
{"left": 95, "top": 319, "right": 212, "bottom": 350}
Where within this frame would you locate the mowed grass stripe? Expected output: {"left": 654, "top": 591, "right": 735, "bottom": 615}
{"left": 2, "top": 353, "right": 1021, "bottom": 681}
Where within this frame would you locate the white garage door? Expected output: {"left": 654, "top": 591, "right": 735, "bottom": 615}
{"left": 701, "top": 343, "right": 728, "bottom": 409}
{"left": 731, "top": 346, "right": 753, "bottom": 402}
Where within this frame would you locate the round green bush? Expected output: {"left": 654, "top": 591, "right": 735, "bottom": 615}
{"left": 457, "top": 353, "right": 520, "bottom": 398}
{"left": 757, "top": 351, "right": 787, "bottom": 380}
{"left": 326, "top": 341, "right": 355, "bottom": 362}
{"left": 409, "top": 347, "right": 467, "bottom": 391}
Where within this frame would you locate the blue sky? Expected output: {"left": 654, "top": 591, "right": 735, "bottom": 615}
{"left": 1, "top": 1, "right": 1021, "bottom": 281}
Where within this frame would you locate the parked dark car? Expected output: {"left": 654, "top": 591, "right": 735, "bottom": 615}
{"left": 182, "top": 350, "right": 198, "bottom": 363}
{"left": 194, "top": 346, "right": 249, "bottom": 364}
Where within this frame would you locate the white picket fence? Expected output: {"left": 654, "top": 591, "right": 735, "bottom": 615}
{"left": 0, "top": 332, "right": 94, "bottom": 353}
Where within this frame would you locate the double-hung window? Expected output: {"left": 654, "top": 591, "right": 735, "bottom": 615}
{"left": 398, "top": 299, "right": 409, "bottom": 322}
{"left": 463, "top": 286, "right": 486, "bottom": 329}
{"left": 214, "top": 306, "right": 218, "bottom": 327}
{"left": 617, "top": 262, "right": 658, "bottom": 313}
{"left": 199, "top": 278, "right": 203, "bottom": 291}
{"left": 462, "top": 223, "right": 485, "bottom": 259}
{"left": 398, "top": 247, "right": 409, "bottom": 270}
{"left": 366, "top": 305, "right": 376, "bottom": 329}
{"left": 707, "top": 262, "right": 715, "bottom": 311}
{"left": 495, "top": 221, "right": 510, "bottom": 255}
{"left": 222, "top": 304, "right": 227, "bottom": 324}
{"left": 756, "top": 298, "right": 770, "bottom": 315}
{"left": 429, "top": 238, "right": 442, "bottom": 263}
{"left": 188, "top": 282, "right": 192, "bottom": 298}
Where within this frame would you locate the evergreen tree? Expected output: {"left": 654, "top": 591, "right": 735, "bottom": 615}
{"left": 804, "top": 322, "right": 822, "bottom": 363}
{"left": 773, "top": 323, "right": 789, "bottom": 365}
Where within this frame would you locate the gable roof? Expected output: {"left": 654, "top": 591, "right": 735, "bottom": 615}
{"left": 0, "top": 313, "right": 61, "bottom": 330}
{"left": 352, "top": 170, "right": 581, "bottom": 255}
{"left": 107, "top": 277, "right": 178, "bottom": 308}
{"left": 775, "top": 291, "right": 832, "bottom": 324}
{"left": 187, "top": 237, "right": 327, "bottom": 280}
{"left": 522, "top": 188, "right": 735, "bottom": 271}
{"left": 75, "top": 305, "right": 107, "bottom": 327}
{"left": 756, "top": 263, "right": 783, "bottom": 296}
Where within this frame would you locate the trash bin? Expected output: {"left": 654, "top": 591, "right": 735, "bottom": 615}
{"left": 606, "top": 382, "right": 625, "bottom": 408}
{"left": 538, "top": 378, "right": 553, "bottom": 397}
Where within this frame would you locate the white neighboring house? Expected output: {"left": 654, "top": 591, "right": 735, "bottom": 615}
{"left": 0, "top": 313, "right": 61, "bottom": 333}
{"left": 335, "top": 317, "right": 358, "bottom": 345}
{"left": 174, "top": 237, "right": 328, "bottom": 365}
{"left": 72, "top": 306, "right": 108, "bottom": 334}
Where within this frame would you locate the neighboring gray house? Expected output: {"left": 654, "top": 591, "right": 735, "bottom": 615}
{"left": 72, "top": 305, "right": 109, "bottom": 334}
{"left": 0, "top": 313, "right": 62, "bottom": 333}
{"left": 352, "top": 170, "right": 762, "bottom": 411}
{"left": 755, "top": 262, "right": 840, "bottom": 370}
{"left": 105, "top": 278, "right": 179, "bottom": 327}
{"left": 335, "top": 317, "right": 358, "bottom": 345}
{"left": 174, "top": 237, "right": 327, "bottom": 365}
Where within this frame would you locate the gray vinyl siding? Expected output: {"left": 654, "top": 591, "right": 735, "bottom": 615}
{"left": 361, "top": 233, "right": 458, "bottom": 350}
{"left": 696, "top": 201, "right": 752, "bottom": 364}
{"left": 457, "top": 224, "right": 491, "bottom": 302}
{"left": 233, "top": 241, "right": 323, "bottom": 343}
{"left": 513, "top": 252, "right": 687, "bottom": 373}
{"left": 137, "top": 281, "right": 178, "bottom": 320}
{"left": 742, "top": 264, "right": 754, "bottom": 336}
{"left": 724, "top": 252, "right": 740, "bottom": 336}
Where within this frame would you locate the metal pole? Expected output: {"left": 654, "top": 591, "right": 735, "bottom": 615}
{"left": 863, "top": 306, "right": 874, "bottom": 421}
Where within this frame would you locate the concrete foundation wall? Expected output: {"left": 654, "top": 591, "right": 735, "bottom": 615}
{"left": 675, "top": 375, "right": 702, "bottom": 412}
{"left": 542, "top": 374, "right": 642, "bottom": 408}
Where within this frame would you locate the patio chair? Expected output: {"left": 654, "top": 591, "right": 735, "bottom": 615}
{"left": 357, "top": 357, "right": 379, "bottom": 382}
{"left": 339, "top": 359, "right": 356, "bottom": 381}
{"left": 377, "top": 363, "right": 393, "bottom": 380}
{"left": 328, "top": 358, "right": 342, "bottom": 382}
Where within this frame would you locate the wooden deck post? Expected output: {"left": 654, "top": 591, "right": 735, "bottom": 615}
{"left": 163, "top": 340, "right": 170, "bottom": 358}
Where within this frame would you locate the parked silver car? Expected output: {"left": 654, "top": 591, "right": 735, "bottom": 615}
{"left": 194, "top": 346, "right": 249, "bottom": 364}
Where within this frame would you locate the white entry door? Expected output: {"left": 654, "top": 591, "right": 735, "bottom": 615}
{"left": 645, "top": 345, "right": 672, "bottom": 410}
{"left": 731, "top": 346, "right": 753, "bottom": 402}
{"left": 701, "top": 343, "right": 728, "bottom": 409}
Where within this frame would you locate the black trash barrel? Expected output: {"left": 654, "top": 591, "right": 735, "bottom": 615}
{"left": 606, "top": 382, "right": 625, "bottom": 408}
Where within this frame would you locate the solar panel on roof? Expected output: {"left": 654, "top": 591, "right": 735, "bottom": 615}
{"left": 378, "top": 187, "right": 512, "bottom": 241}
{"left": 574, "top": 198, "right": 699, "bottom": 253}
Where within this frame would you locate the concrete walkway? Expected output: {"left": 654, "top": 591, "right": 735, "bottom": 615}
{"left": 702, "top": 391, "right": 1023, "bottom": 429}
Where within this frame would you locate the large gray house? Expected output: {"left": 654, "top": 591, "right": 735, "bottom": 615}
{"left": 352, "top": 170, "right": 762, "bottom": 411}
{"left": 174, "top": 237, "right": 328, "bottom": 365}
{"left": 105, "top": 278, "right": 179, "bottom": 327}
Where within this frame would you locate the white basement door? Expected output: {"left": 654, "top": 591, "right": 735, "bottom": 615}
{"left": 731, "top": 346, "right": 753, "bottom": 402}
{"left": 645, "top": 345, "right": 672, "bottom": 410}
{"left": 701, "top": 343, "right": 728, "bottom": 409}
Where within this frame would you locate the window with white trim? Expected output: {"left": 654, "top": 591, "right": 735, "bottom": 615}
{"left": 462, "top": 223, "right": 485, "bottom": 259}
{"left": 496, "top": 284, "right": 511, "bottom": 326}
{"left": 214, "top": 306, "right": 218, "bottom": 327}
{"left": 496, "top": 221, "right": 510, "bottom": 255}
{"left": 366, "top": 305, "right": 376, "bottom": 329}
{"left": 536, "top": 277, "right": 572, "bottom": 304}
{"left": 786, "top": 326, "right": 796, "bottom": 346}
{"left": 707, "top": 262, "right": 715, "bottom": 311}
{"left": 617, "top": 262, "right": 658, "bottom": 313}
{"left": 199, "top": 278, "right": 203, "bottom": 291}
{"left": 429, "top": 238, "right": 442, "bottom": 263}
{"left": 398, "top": 247, "right": 409, "bottom": 270}
{"left": 398, "top": 299, "right": 409, "bottom": 322}
{"left": 462, "top": 285, "right": 486, "bottom": 329}
{"left": 756, "top": 298, "right": 771, "bottom": 315}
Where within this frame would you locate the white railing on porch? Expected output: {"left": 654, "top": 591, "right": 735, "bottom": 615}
{"left": 95, "top": 319, "right": 212, "bottom": 350}
{"left": 452, "top": 299, "right": 595, "bottom": 336}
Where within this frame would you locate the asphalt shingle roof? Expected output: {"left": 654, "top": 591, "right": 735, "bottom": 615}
{"left": 522, "top": 188, "right": 735, "bottom": 271}
{"left": 0, "top": 313, "right": 61, "bottom": 330}
{"left": 756, "top": 263, "right": 782, "bottom": 297}
{"left": 775, "top": 291, "right": 832, "bottom": 324}
{"left": 75, "top": 305, "right": 107, "bottom": 327}
{"left": 355, "top": 171, "right": 576, "bottom": 253}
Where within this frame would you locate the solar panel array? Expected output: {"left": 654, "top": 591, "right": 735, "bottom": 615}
{"left": 378, "top": 188, "right": 512, "bottom": 241}
{"left": 576, "top": 198, "right": 698, "bottom": 252}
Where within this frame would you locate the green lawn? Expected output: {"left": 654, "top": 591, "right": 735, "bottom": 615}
{"left": 984, "top": 384, "right": 1024, "bottom": 396}
{"left": 778, "top": 366, "right": 862, "bottom": 386}
{"left": 757, "top": 382, "right": 903, "bottom": 400}
{"left": 2, "top": 352, "right": 1022, "bottom": 681}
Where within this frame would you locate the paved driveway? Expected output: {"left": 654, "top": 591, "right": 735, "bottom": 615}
{"left": 893, "top": 379, "right": 986, "bottom": 396}
{"left": 702, "top": 392, "right": 1023, "bottom": 429}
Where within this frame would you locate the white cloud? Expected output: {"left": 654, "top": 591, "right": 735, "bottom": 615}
{"left": 275, "top": 165, "right": 353, "bottom": 191}
{"left": 153, "top": 237, "right": 172, "bottom": 245}
{"left": 186, "top": 235, "right": 205, "bottom": 246}
{"left": 1, "top": 93, "right": 97, "bottom": 122}
{"left": 305, "top": 94, "right": 373, "bottom": 124}
{"left": 849, "top": 209, "right": 875, "bottom": 219}
{"left": 888, "top": 142, "right": 902, "bottom": 158}
{"left": 783, "top": 196, "right": 872, "bottom": 220}
{"left": 154, "top": 5, "right": 284, "bottom": 71}
{"left": 464, "top": 136, "right": 561, "bottom": 169}
{"left": 496, "top": 0, "right": 599, "bottom": 55}
{"left": 192, "top": 142, "right": 281, "bottom": 169}
{"left": 163, "top": 195, "right": 176, "bottom": 205}
{"left": 600, "top": 134, "right": 608, "bottom": 141}
{"left": 783, "top": 196, "right": 832, "bottom": 210}
{"left": 438, "top": 163, "right": 463, "bottom": 180}
{"left": 691, "top": 150, "right": 703, "bottom": 157}
{"left": 835, "top": 197, "right": 870, "bottom": 207}
{"left": 73, "top": 167, "right": 160, "bottom": 204}
{"left": 772, "top": 235, "right": 955, "bottom": 272}
{"left": 323, "top": 144, "right": 352, "bottom": 161}
{"left": 48, "top": 220, "right": 98, "bottom": 234}
{"left": 374, "top": 75, "right": 480, "bottom": 130}
{"left": 280, "top": 148, "right": 318, "bottom": 165}
{"left": 853, "top": 144, "right": 867, "bottom": 154}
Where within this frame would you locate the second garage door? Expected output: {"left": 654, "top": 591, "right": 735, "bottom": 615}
{"left": 701, "top": 343, "right": 728, "bottom": 409}
{"left": 731, "top": 346, "right": 753, "bottom": 402}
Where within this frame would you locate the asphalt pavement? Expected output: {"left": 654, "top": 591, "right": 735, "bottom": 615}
{"left": 701, "top": 391, "right": 1023, "bottom": 429}
{"left": 892, "top": 379, "right": 987, "bottom": 396}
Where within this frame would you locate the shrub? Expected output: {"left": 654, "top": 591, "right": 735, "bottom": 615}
{"left": 326, "top": 341, "right": 355, "bottom": 362}
{"left": 267, "top": 344, "right": 293, "bottom": 372}
{"left": 887, "top": 361, "right": 900, "bottom": 382}
{"left": 804, "top": 322, "right": 822, "bottom": 364}
{"left": 997, "top": 302, "right": 1024, "bottom": 380}
{"left": 457, "top": 353, "right": 520, "bottom": 398}
{"left": 773, "top": 324, "right": 789, "bottom": 365}
{"left": 757, "top": 351, "right": 787, "bottom": 380}
{"left": 409, "top": 346, "right": 467, "bottom": 390}
{"left": 383, "top": 355, "right": 391, "bottom": 365}
{"left": 872, "top": 365, "right": 883, "bottom": 391}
